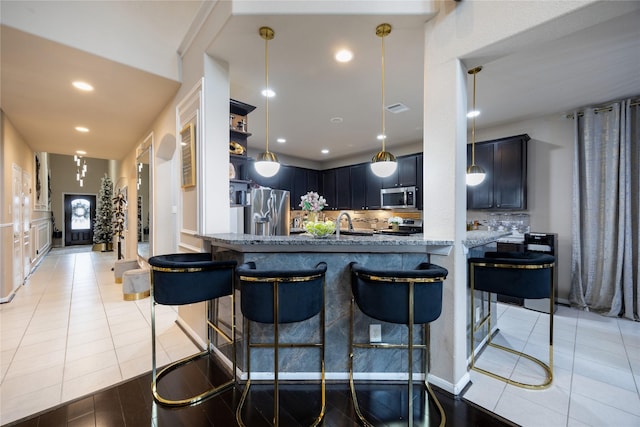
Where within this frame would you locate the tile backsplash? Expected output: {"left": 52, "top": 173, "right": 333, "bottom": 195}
{"left": 291, "top": 210, "right": 421, "bottom": 230}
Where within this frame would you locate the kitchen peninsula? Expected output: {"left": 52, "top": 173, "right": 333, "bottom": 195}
{"left": 196, "top": 230, "right": 507, "bottom": 380}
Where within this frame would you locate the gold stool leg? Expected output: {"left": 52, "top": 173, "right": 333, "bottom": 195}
{"left": 236, "top": 276, "right": 325, "bottom": 427}
{"left": 349, "top": 280, "right": 446, "bottom": 427}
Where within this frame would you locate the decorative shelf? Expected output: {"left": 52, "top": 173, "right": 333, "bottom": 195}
{"left": 230, "top": 128, "right": 252, "bottom": 137}
{"left": 230, "top": 99, "right": 257, "bottom": 116}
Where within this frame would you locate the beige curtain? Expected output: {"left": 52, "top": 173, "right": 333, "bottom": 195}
{"left": 570, "top": 98, "right": 639, "bottom": 320}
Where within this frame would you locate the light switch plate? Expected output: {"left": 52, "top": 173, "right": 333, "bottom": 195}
{"left": 370, "top": 324, "right": 382, "bottom": 343}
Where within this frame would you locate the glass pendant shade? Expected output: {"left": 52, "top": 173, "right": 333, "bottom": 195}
{"left": 466, "top": 164, "right": 486, "bottom": 186}
{"left": 371, "top": 150, "right": 397, "bottom": 178}
{"left": 255, "top": 151, "right": 280, "bottom": 177}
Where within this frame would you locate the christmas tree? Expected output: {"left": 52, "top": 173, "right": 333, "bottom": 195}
{"left": 93, "top": 175, "right": 114, "bottom": 249}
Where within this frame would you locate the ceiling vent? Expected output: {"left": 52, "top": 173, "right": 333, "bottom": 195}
{"left": 385, "top": 103, "right": 410, "bottom": 114}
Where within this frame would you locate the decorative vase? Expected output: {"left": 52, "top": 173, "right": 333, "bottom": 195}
{"left": 306, "top": 212, "right": 318, "bottom": 223}
{"left": 391, "top": 223, "right": 400, "bottom": 231}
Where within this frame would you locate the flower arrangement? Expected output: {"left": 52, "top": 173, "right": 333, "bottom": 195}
{"left": 300, "top": 192, "right": 333, "bottom": 237}
{"left": 299, "top": 191, "right": 328, "bottom": 213}
{"left": 388, "top": 216, "right": 403, "bottom": 225}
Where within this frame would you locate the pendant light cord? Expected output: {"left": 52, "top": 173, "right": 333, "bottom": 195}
{"left": 381, "top": 30, "right": 386, "bottom": 152}
{"left": 468, "top": 66, "right": 482, "bottom": 167}
{"left": 471, "top": 70, "right": 477, "bottom": 165}
{"left": 264, "top": 33, "right": 270, "bottom": 154}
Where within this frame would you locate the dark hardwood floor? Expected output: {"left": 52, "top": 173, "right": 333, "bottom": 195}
{"left": 5, "top": 356, "right": 517, "bottom": 427}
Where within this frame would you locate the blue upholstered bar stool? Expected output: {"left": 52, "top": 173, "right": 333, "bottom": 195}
{"left": 349, "top": 262, "right": 448, "bottom": 427}
{"left": 235, "top": 261, "right": 327, "bottom": 427}
{"left": 148, "top": 253, "right": 237, "bottom": 406}
{"left": 468, "top": 251, "right": 555, "bottom": 389}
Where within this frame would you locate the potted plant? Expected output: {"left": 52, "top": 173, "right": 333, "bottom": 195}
{"left": 299, "top": 191, "right": 335, "bottom": 238}
{"left": 388, "top": 216, "right": 403, "bottom": 231}
{"left": 299, "top": 191, "right": 328, "bottom": 223}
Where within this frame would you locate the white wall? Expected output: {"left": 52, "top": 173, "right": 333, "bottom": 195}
{"left": 469, "top": 113, "right": 574, "bottom": 301}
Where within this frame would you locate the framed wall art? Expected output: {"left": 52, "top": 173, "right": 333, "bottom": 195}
{"left": 34, "top": 152, "right": 49, "bottom": 211}
{"left": 180, "top": 123, "right": 196, "bottom": 188}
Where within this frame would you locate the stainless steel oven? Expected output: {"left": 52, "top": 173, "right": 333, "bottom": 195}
{"left": 380, "top": 186, "right": 416, "bottom": 209}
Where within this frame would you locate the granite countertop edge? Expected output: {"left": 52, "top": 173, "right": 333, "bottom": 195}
{"left": 464, "top": 230, "right": 512, "bottom": 248}
{"left": 199, "top": 233, "right": 453, "bottom": 246}
{"left": 198, "top": 231, "right": 510, "bottom": 248}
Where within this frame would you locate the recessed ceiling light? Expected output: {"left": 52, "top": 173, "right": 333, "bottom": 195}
{"left": 321, "top": 149, "right": 329, "bottom": 154}
{"left": 261, "top": 88, "right": 275, "bottom": 97}
{"left": 377, "top": 134, "right": 386, "bottom": 140}
{"left": 330, "top": 117, "right": 343, "bottom": 124}
{"left": 75, "top": 126, "right": 89, "bottom": 133}
{"left": 386, "top": 102, "right": 410, "bottom": 114}
{"left": 76, "top": 150, "right": 86, "bottom": 155}
{"left": 467, "top": 110, "right": 480, "bottom": 118}
{"left": 335, "top": 49, "right": 353, "bottom": 63}
{"left": 277, "top": 138, "right": 286, "bottom": 143}
{"left": 72, "top": 81, "right": 94, "bottom": 91}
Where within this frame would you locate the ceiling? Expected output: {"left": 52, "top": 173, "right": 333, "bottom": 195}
{"left": 1, "top": 3, "right": 639, "bottom": 164}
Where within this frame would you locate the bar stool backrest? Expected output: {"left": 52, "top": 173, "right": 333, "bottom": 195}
{"left": 149, "top": 254, "right": 236, "bottom": 305}
{"left": 237, "top": 261, "right": 327, "bottom": 324}
{"left": 468, "top": 252, "right": 555, "bottom": 299}
{"left": 350, "top": 262, "right": 447, "bottom": 325}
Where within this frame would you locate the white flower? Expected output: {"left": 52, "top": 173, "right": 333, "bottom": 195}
{"left": 299, "top": 191, "right": 328, "bottom": 213}
{"left": 388, "top": 216, "right": 402, "bottom": 225}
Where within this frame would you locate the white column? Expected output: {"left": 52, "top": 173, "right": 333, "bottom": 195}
{"left": 423, "top": 57, "right": 470, "bottom": 394}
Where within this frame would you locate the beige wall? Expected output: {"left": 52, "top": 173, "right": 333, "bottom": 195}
{"left": 1, "top": 113, "right": 34, "bottom": 223}
{"left": 1, "top": 112, "right": 37, "bottom": 298}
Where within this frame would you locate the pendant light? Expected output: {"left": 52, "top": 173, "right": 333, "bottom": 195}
{"left": 466, "top": 66, "right": 486, "bottom": 186}
{"left": 370, "top": 23, "right": 397, "bottom": 178}
{"left": 254, "top": 26, "right": 280, "bottom": 178}
{"left": 74, "top": 154, "right": 87, "bottom": 187}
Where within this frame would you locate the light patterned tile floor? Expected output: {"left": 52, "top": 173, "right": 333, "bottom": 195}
{"left": 0, "top": 246, "right": 198, "bottom": 425}
{"left": 466, "top": 303, "right": 640, "bottom": 427}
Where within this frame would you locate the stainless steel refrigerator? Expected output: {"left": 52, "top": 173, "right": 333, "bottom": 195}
{"left": 247, "top": 188, "right": 290, "bottom": 236}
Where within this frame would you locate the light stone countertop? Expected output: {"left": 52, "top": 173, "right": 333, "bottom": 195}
{"left": 200, "top": 232, "right": 453, "bottom": 254}
{"left": 199, "top": 230, "right": 511, "bottom": 254}
{"left": 463, "top": 230, "right": 512, "bottom": 248}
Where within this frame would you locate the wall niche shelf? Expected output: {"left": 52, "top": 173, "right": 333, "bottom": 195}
{"left": 229, "top": 99, "right": 256, "bottom": 207}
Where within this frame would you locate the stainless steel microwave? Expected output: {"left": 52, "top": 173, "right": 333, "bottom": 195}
{"left": 380, "top": 186, "right": 417, "bottom": 209}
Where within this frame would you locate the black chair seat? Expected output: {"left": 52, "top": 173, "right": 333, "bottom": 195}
{"left": 149, "top": 253, "right": 236, "bottom": 305}
{"left": 468, "top": 252, "right": 555, "bottom": 299}
{"left": 351, "top": 262, "right": 447, "bottom": 325}
{"left": 237, "top": 261, "right": 327, "bottom": 324}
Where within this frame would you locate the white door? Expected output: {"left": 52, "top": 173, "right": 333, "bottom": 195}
{"left": 22, "top": 170, "right": 31, "bottom": 278}
{"left": 12, "top": 164, "right": 23, "bottom": 290}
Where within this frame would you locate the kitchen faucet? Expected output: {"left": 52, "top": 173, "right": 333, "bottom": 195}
{"left": 335, "top": 211, "right": 353, "bottom": 238}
